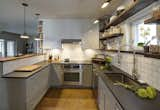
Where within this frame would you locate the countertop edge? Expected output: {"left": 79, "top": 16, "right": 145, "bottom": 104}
{"left": 1, "top": 61, "right": 93, "bottom": 79}
{"left": 0, "top": 54, "right": 45, "bottom": 62}
{"left": 2, "top": 61, "right": 50, "bottom": 79}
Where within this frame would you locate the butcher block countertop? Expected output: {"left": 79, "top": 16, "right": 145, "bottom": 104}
{"left": 15, "top": 65, "right": 42, "bottom": 72}
{"left": 2, "top": 61, "right": 50, "bottom": 79}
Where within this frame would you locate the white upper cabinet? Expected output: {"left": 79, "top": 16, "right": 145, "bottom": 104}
{"left": 82, "top": 24, "right": 99, "bottom": 49}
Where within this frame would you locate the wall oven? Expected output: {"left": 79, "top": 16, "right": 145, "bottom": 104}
{"left": 63, "top": 64, "right": 82, "bottom": 86}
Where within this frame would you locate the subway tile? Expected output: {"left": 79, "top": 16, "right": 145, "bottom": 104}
{"left": 110, "top": 52, "right": 160, "bottom": 90}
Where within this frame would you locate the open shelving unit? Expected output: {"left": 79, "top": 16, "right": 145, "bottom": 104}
{"left": 98, "top": 0, "right": 160, "bottom": 59}
{"left": 144, "top": 16, "right": 160, "bottom": 24}
{"left": 100, "top": 33, "right": 123, "bottom": 40}
{"left": 100, "top": 0, "right": 157, "bottom": 32}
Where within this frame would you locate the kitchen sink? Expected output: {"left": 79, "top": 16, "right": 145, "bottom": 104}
{"left": 105, "top": 73, "right": 140, "bottom": 87}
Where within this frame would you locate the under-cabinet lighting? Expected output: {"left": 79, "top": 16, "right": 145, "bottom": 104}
{"left": 94, "top": 20, "right": 99, "bottom": 24}
{"left": 101, "top": 1, "right": 110, "bottom": 9}
{"left": 20, "top": 35, "right": 29, "bottom": 39}
{"left": 35, "top": 38, "right": 42, "bottom": 41}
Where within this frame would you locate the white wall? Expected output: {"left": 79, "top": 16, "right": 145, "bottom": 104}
{"left": 43, "top": 19, "right": 95, "bottom": 49}
{"left": 43, "top": 18, "right": 100, "bottom": 60}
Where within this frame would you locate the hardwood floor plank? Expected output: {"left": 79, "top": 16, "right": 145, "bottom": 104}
{"left": 35, "top": 88, "right": 98, "bottom": 110}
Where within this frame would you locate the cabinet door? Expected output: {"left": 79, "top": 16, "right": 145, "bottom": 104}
{"left": 82, "top": 25, "right": 99, "bottom": 49}
{"left": 104, "top": 83, "right": 123, "bottom": 110}
{"left": 98, "top": 77, "right": 123, "bottom": 110}
{"left": 26, "top": 66, "right": 50, "bottom": 110}
{"left": 98, "top": 77, "right": 105, "bottom": 110}
{"left": 82, "top": 65, "right": 93, "bottom": 87}
{"left": 104, "top": 86, "right": 114, "bottom": 110}
{"left": 50, "top": 64, "right": 63, "bottom": 86}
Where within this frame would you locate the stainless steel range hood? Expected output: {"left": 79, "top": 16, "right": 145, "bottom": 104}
{"left": 61, "top": 39, "right": 81, "bottom": 44}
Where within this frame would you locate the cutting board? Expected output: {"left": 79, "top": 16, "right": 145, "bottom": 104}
{"left": 15, "top": 65, "right": 41, "bottom": 72}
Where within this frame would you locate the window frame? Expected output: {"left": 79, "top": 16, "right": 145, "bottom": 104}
{"left": 131, "top": 19, "right": 157, "bottom": 49}
{"left": 6, "top": 40, "right": 15, "bottom": 57}
{"left": 0, "top": 39, "right": 5, "bottom": 57}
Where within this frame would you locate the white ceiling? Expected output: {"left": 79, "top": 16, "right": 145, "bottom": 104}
{"left": 0, "top": 0, "right": 125, "bottom": 35}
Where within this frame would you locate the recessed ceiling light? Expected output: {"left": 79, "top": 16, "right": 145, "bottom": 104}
{"left": 94, "top": 20, "right": 99, "bottom": 24}
{"left": 101, "top": 1, "right": 110, "bottom": 9}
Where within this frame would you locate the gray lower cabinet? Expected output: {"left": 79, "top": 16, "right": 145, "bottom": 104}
{"left": 26, "top": 66, "right": 50, "bottom": 110}
{"left": 98, "top": 77, "right": 123, "bottom": 110}
{"left": 50, "top": 64, "right": 63, "bottom": 87}
{"left": 3, "top": 66, "right": 50, "bottom": 110}
{"left": 98, "top": 77, "right": 105, "bottom": 110}
{"left": 82, "top": 64, "right": 93, "bottom": 87}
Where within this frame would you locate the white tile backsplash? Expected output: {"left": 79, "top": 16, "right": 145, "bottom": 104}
{"left": 107, "top": 52, "right": 160, "bottom": 90}
{"left": 51, "top": 43, "right": 100, "bottom": 61}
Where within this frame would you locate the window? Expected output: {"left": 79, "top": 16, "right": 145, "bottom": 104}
{"left": 0, "top": 39, "right": 5, "bottom": 57}
{"left": 7, "top": 41, "right": 15, "bottom": 57}
{"left": 134, "top": 22, "right": 157, "bottom": 46}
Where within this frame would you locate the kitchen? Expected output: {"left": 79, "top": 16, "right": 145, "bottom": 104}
{"left": 0, "top": 0, "right": 160, "bottom": 110}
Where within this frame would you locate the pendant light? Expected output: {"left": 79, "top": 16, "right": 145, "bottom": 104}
{"left": 101, "top": 0, "right": 111, "bottom": 9}
{"left": 20, "top": 3, "right": 29, "bottom": 39}
{"left": 34, "top": 13, "right": 42, "bottom": 41}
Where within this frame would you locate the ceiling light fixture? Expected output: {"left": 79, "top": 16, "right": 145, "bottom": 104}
{"left": 35, "top": 38, "right": 42, "bottom": 41}
{"left": 20, "top": 3, "right": 29, "bottom": 39}
{"left": 34, "top": 13, "right": 42, "bottom": 41}
{"left": 101, "top": 0, "right": 110, "bottom": 9}
{"left": 94, "top": 20, "right": 99, "bottom": 24}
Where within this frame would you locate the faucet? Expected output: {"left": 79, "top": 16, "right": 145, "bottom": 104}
{"left": 132, "top": 48, "right": 138, "bottom": 80}
{"left": 117, "top": 41, "right": 138, "bottom": 80}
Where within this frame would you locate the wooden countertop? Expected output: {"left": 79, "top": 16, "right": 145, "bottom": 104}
{"left": 2, "top": 61, "right": 50, "bottom": 79}
{"left": 2, "top": 60, "right": 93, "bottom": 79}
{"left": 0, "top": 54, "right": 44, "bottom": 62}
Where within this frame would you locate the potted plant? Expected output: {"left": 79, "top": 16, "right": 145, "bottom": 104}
{"left": 137, "top": 26, "right": 151, "bottom": 53}
{"left": 105, "top": 56, "right": 112, "bottom": 70}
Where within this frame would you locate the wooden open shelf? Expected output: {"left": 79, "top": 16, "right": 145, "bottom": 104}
{"left": 144, "top": 53, "right": 160, "bottom": 59}
{"left": 100, "top": 33, "right": 123, "bottom": 40}
{"left": 100, "top": 0, "right": 156, "bottom": 31}
{"left": 104, "top": 49, "right": 160, "bottom": 59}
{"left": 144, "top": 16, "right": 160, "bottom": 24}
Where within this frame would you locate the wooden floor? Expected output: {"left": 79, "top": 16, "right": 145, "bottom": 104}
{"left": 35, "top": 88, "right": 98, "bottom": 110}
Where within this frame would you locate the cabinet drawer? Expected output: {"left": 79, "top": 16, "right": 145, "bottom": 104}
{"left": 26, "top": 86, "right": 48, "bottom": 110}
{"left": 104, "top": 81, "right": 123, "bottom": 110}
